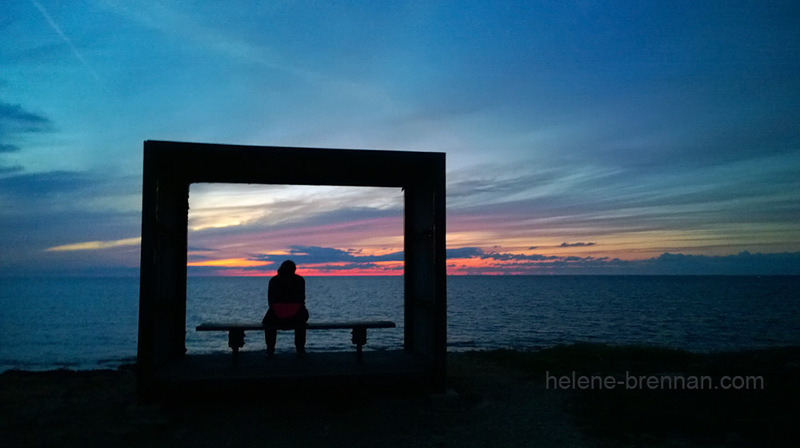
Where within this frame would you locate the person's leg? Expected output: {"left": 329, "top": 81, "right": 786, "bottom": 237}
{"left": 294, "top": 308, "right": 309, "bottom": 355}
{"left": 294, "top": 328, "right": 306, "bottom": 354}
{"left": 263, "top": 309, "right": 278, "bottom": 355}
{"left": 265, "top": 329, "right": 277, "bottom": 355}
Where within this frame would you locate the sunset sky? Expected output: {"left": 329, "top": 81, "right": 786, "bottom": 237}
{"left": 2, "top": 1, "right": 799, "bottom": 276}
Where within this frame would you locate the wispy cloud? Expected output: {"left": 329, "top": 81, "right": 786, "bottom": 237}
{"left": 188, "top": 244, "right": 404, "bottom": 276}
{"left": 98, "top": 0, "right": 280, "bottom": 69}
{"left": 561, "top": 242, "right": 596, "bottom": 248}
{"left": 0, "top": 99, "right": 53, "bottom": 174}
{"left": 188, "top": 184, "right": 402, "bottom": 232}
{"left": 29, "top": 0, "right": 110, "bottom": 95}
{"left": 45, "top": 237, "right": 140, "bottom": 252}
{"left": 0, "top": 144, "right": 21, "bottom": 153}
{"left": 252, "top": 245, "right": 403, "bottom": 266}
{"left": 188, "top": 244, "right": 800, "bottom": 276}
{"left": 2, "top": 1, "right": 799, "bottom": 275}
{"left": 447, "top": 247, "right": 800, "bottom": 276}
{"left": 0, "top": 101, "right": 51, "bottom": 134}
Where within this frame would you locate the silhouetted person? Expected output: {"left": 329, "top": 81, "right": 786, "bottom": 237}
{"left": 262, "top": 260, "right": 309, "bottom": 356}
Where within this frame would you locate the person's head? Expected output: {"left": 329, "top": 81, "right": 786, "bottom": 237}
{"left": 277, "top": 259, "right": 296, "bottom": 276}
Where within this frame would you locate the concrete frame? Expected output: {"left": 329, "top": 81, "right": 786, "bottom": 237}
{"left": 138, "top": 140, "right": 446, "bottom": 393}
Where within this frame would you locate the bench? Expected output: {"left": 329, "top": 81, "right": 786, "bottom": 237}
{"left": 195, "top": 321, "right": 396, "bottom": 364}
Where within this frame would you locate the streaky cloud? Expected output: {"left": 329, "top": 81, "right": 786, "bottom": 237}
{"left": 3, "top": 1, "right": 799, "bottom": 276}
{"left": 29, "top": 0, "right": 110, "bottom": 95}
{"left": 0, "top": 101, "right": 53, "bottom": 174}
{"left": 481, "top": 251, "right": 560, "bottom": 262}
{"left": 45, "top": 237, "right": 140, "bottom": 252}
{"left": 0, "top": 144, "right": 20, "bottom": 153}
{"left": 188, "top": 246, "right": 218, "bottom": 252}
{"left": 448, "top": 247, "right": 800, "bottom": 275}
{"left": 192, "top": 245, "right": 800, "bottom": 276}
{"left": 445, "top": 247, "right": 485, "bottom": 259}
{"left": 0, "top": 170, "right": 88, "bottom": 196}
{"left": 0, "top": 164, "right": 23, "bottom": 175}
{"left": 640, "top": 251, "right": 800, "bottom": 276}
{"left": 0, "top": 101, "right": 51, "bottom": 133}
{"left": 245, "top": 245, "right": 404, "bottom": 271}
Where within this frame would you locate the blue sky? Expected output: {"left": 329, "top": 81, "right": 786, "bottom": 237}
{"left": 1, "top": 0, "right": 799, "bottom": 275}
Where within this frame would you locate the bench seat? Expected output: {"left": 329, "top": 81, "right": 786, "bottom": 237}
{"left": 196, "top": 320, "right": 396, "bottom": 363}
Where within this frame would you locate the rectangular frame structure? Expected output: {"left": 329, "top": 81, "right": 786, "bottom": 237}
{"left": 138, "top": 140, "right": 446, "bottom": 393}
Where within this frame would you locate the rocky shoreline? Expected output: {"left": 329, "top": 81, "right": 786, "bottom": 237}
{"left": 2, "top": 345, "right": 798, "bottom": 447}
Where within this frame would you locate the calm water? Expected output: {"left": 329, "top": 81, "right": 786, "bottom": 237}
{"left": 1, "top": 276, "right": 798, "bottom": 372}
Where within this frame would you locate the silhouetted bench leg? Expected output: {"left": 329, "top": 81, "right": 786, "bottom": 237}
{"left": 228, "top": 329, "right": 245, "bottom": 365}
{"left": 351, "top": 327, "right": 367, "bottom": 362}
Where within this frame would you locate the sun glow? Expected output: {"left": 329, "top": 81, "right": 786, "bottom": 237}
{"left": 186, "top": 258, "right": 270, "bottom": 268}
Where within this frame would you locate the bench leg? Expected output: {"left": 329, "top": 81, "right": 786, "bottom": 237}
{"left": 351, "top": 327, "right": 367, "bottom": 362}
{"left": 228, "top": 329, "right": 245, "bottom": 365}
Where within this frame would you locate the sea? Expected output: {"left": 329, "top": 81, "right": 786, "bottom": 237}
{"left": 1, "top": 275, "right": 798, "bottom": 372}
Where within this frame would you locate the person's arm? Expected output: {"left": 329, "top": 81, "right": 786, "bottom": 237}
{"left": 268, "top": 276, "right": 276, "bottom": 307}
{"left": 299, "top": 276, "right": 306, "bottom": 303}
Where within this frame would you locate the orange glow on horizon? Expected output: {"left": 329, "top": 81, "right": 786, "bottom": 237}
{"left": 299, "top": 261, "right": 403, "bottom": 276}
{"left": 187, "top": 258, "right": 271, "bottom": 268}
{"left": 188, "top": 260, "right": 404, "bottom": 277}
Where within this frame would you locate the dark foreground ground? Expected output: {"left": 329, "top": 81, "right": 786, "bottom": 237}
{"left": 1, "top": 345, "right": 798, "bottom": 448}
